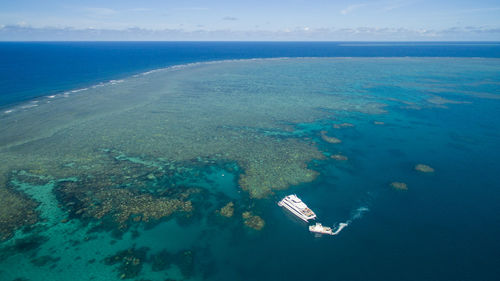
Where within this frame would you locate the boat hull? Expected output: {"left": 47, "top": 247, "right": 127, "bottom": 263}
{"left": 278, "top": 195, "right": 316, "bottom": 222}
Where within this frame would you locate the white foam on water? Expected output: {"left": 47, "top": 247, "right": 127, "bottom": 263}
{"left": 332, "top": 206, "right": 370, "bottom": 235}
{"left": 331, "top": 223, "right": 348, "bottom": 235}
{"left": 70, "top": 87, "right": 89, "bottom": 93}
{"left": 2, "top": 75, "right": 133, "bottom": 117}
{"left": 109, "top": 79, "right": 124, "bottom": 84}
{"left": 91, "top": 82, "right": 104, "bottom": 89}
{"left": 349, "top": 206, "right": 370, "bottom": 222}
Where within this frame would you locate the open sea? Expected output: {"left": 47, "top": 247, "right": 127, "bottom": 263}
{"left": 0, "top": 42, "right": 499, "bottom": 281}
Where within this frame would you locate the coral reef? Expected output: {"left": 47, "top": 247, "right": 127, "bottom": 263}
{"left": 150, "top": 249, "right": 195, "bottom": 278}
{"left": 236, "top": 138, "right": 323, "bottom": 199}
{"left": 48, "top": 151, "right": 200, "bottom": 230}
{"left": 11, "top": 170, "right": 52, "bottom": 186}
{"left": 175, "top": 250, "right": 195, "bottom": 278}
{"left": 56, "top": 179, "right": 193, "bottom": 229}
{"left": 150, "top": 250, "right": 173, "bottom": 272}
{"left": 415, "top": 164, "right": 435, "bottom": 173}
{"left": 0, "top": 235, "right": 49, "bottom": 261}
{"left": 217, "top": 202, "right": 234, "bottom": 218}
{"left": 0, "top": 184, "right": 39, "bottom": 241}
{"left": 0, "top": 59, "right": 354, "bottom": 206}
{"left": 320, "top": 131, "right": 341, "bottom": 144}
{"left": 331, "top": 154, "right": 348, "bottom": 161}
{"left": 390, "top": 182, "right": 408, "bottom": 191}
{"left": 242, "top": 211, "right": 265, "bottom": 230}
{"left": 333, "top": 123, "right": 354, "bottom": 129}
{"left": 427, "top": 95, "right": 470, "bottom": 106}
{"left": 104, "top": 246, "right": 148, "bottom": 279}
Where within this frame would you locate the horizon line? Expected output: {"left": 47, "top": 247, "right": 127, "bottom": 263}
{"left": 1, "top": 40, "right": 500, "bottom": 43}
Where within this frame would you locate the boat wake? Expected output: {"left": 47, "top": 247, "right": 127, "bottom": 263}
{"left": 332, "top": 206, "right": 370, "bottom": 235}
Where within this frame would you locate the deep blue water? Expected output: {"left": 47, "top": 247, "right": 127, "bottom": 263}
{"left": 1, "top": 41, "right": 500, "bottom": 106}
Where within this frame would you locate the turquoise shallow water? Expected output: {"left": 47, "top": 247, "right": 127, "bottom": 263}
{"left": 0, "top": 57, "right": 499, "bottom": 281}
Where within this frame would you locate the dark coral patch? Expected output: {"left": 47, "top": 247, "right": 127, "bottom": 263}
{"left": 103, "top": 246, "right": 149, "bottom": 279}
{"left": 0, "top": 183, "right": 40, "bottom": 241}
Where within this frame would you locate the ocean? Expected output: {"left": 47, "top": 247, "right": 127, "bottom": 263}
{"left": 0, "top": 42, "right": 499, "bottom": 281}
{"left": 1, "top": 41, "right": 500, "bottom": 106}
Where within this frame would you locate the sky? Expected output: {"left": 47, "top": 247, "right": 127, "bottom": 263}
{"left": 0, "top": 0, "right": 499, "bottom": 40}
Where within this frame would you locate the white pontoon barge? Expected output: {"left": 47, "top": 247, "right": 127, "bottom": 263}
{"left": 309, "top": 222, "right": 348, "bottom": 235}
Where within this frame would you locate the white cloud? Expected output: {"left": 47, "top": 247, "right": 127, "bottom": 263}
{"left": 381, "top": 0, "right": 412, "bottom": 11}
{"left": 1, "top": 25, "right": 500, "bottom": 41}
{"left": 341, "top": 4, "right": 368, "bottom": 15}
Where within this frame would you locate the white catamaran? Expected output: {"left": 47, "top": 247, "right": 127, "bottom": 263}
{"left": 278, "top": 194, "right": 317, "bottom": 222}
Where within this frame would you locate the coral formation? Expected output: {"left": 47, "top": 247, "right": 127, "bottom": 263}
{"left": 390, "top": 182, "right": 408, "bottom": 191}
{"left": 0, "top": 184, "right": 39, "bottom": 241}
{"left": 236, "top": 138, "right": 323, "bottom": 198}
{"left": 415, "top": 164, "right": 435, "bottom": 173}
{"left": 150, "top": 250, "right": 173, "bottom": 272}
{"left": 427, "top": 95, "right": 470, "bottom": 106}
{"left": 46, "top": 150, "right": 201, "bottom": 230}
{"left": 320, "top": 131, "right": 342, "bottom": 144}
{"left": 104, "top": 247, "right": 148, "bottom": 279}
{"left": 150, "top": 249, "right": 195, "bottom": 278}
{"left": 331, "top": 154, "right": 348, "bottom": 161}
{"left": 242, "top": 211, "right": 265, "bottom": 230}
{"left": 57, "top": 179, "right": 193, "bottom": 229}
{"left": 176, "top": 250, "right": 195, "bottom": 278}
{"left": 217, "top": 202, "right": 234, "bottom": 218}
{"left": 333, "top": 123, "right": 354, "bottom": 129}
{"left": 0, "top": 235, "right": 49, "bottom": 261}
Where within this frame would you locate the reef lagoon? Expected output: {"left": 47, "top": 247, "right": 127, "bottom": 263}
{"left": 1, "top": 56, "right": 500, "bottom": 281}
